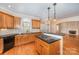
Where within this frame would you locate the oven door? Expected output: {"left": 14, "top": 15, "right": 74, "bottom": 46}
{"left": 3, "top": 35, "right": 15, "bottom": 52}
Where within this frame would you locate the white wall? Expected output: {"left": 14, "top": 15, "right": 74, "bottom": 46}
{"left": 59, "top": 21, "right": 79, "bottom": 35}
{"left": 49, "top": 16, "right": 79, "bottom": 34}
{"left": 41, "top": 19, "right": 50, "bottom": 33}
{"left": 56, "top": 16, "right": 79, "bottom": 24}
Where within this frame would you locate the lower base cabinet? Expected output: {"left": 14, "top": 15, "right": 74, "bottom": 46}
{"left": 0, "top": 37, "right": 3, "bottom": 54}
{"left": 35, "top": 38, "right": 60, "bottom": 55}
{"left": 14, "top": 34, "right": 35, "bottom": 46}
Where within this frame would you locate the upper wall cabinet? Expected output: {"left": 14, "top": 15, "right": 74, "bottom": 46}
{"left": 32, "top": 19, "right": 40, "bottom": 29}
{"left": 0, "top": 11, "right": 21, "bottom": 29}
{"left": 0, "top": 12, "right": 5, "bottom": 28}
{"left": 14, "top": 16, "right": 21, "bottom": 28}
{"left": 5, "top": 14, "right": 14, "bottom": 28}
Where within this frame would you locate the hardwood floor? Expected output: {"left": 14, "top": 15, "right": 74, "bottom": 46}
{"left": 63, "top": 35, "right": 79, "bottom": 55}
{"left": 3, "top": 42, "right": 38, "bottom": 55}
{"left": 1, "top": 35, "right": 79, "bottom": 55}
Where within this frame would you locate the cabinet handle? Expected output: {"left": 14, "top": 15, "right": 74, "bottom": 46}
{"left": 40, "top": 45, "right": 43, "bottom": 47}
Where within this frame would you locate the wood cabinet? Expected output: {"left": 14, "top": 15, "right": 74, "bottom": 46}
{"left": 14, "top": 35, "right": 28, "bottom": 46}
{"left": 14, "top": 32, "right": 42, "bottom": 46}
{"left": 32, "top": 19, "right": 40, "bottom": 29}
{"left": 0, "top": 37, "right": 3, "bottom": 54}
{"left": 29, "top": 34, "right": 36, "bottom": 42}
{"left": 14, "top": 16, "right": 21, "bottom": 28}
{"left": 5, "top": 14, "right": 14, "bottom": 28}
{"left": 0, "top": 11, "right": 21, "bottom": 29}
{"left": 50, "top": 40, "right": 60, "bottom": 54}
{"left": 14, "top": 34, "right": 35, "bottom": 46}
{"left": 0, "top": 12, "right": 14, "bottom": 28}
{"left": 35, "top": 38, "right": 49, "bottom": 55}
{"left": 0, "top": 12, "right": 6, "bottom": 28}
{"left": 35, "top": 38, "right": 60, "bottom": 55}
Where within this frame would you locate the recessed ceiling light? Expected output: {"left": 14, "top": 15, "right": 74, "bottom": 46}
{"left": 8, "top": 5, "right": 11, "bottom": 8}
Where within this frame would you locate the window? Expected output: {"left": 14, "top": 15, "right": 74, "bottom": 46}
{"left": 23, "top": 22, "right": 30, "bottom": 33}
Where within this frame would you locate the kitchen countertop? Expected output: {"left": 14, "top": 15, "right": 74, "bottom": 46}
{"left": 45, "top": 32, "right": 65, "bottom": 36}
{"left": 0, "top": 32, "right": 63, "bottom": 44}
{"left": 37, "top": 34, "right": 61, "bottom": 44}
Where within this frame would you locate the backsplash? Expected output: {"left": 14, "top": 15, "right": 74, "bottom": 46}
{"left": 0, "top": 28, "right": 23, "bottom": 35}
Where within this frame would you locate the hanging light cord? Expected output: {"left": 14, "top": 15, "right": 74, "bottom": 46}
{"left": 53, "top": 3, "right": 56, "bottom": 19}
{"left": 48, "top": 7, "right": 50, "bottom": 20}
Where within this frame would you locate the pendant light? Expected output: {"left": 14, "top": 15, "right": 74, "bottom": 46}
{"left": 48, "top": 6, "right": 50, "bottom": 20}
{"left": 53, "top": 3, "right": 57, "bottom": 21}
{"left": 47, "top": 5, "right": 51, "bottom": 25}
{"left": 47, "top": 6, "right": 51, "bottom": 32}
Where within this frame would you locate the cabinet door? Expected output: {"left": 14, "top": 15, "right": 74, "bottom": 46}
{"left": 0, "top": 12, "right": 6, "bottom": 28}
{"left": 14, "top": 35, "right": 22, "bottom": 46}
{"left": 0, "top": 12, "right": 14, "bottom": 28}
{"left": 35, "top": 39, "right": 42, "bottom": 54}
{"left": 14, "top": 36, "right": 17, "bottom": 46}
{"left": 35, "top": 38, "right": 50, "bottom": 55}
{"left": 50, "top": 40, "right": 60, "bottom": 55}
{"left": 0, "top": 13, "right": 3, "bottom": 28}
{"left": 14, "top": 17, "right": 21, "bottom": 28}
{"left": 5, "top": 14, "right": 14, "bottom": 28}
{"left": 23, "top": 35, "right": 29, "bottom": 44}
{"left": 29, "top": 34, "right": 36, "bottom": 42}
{"left": 54, "top": 41, "right": 60, "bottom": 54}
{"left": 0, "top": 38, "right": 3, "bottom": 54}
{"left": 41, "top": 45, "right": 49, "bottom": 55}
{"left": 14, "top": 35, "right": 19, "bottom": 46}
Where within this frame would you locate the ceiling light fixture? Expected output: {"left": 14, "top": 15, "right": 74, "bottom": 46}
{"left": 8, "top": 5, "right": 16, "bottom": 11}
{"left": 8, "top": 5, "right": 11, "bottom": 8}
{"left": 53, "top": 3, "right": 57, "bottom": 21}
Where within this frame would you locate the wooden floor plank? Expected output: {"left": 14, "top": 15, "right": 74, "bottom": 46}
{"left": 63, "top": 35, "right": 79, "bottom": 55}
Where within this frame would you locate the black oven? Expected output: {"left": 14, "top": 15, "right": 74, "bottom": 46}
{"left": 2, "top": 35, "right": 15, "bottom": 52}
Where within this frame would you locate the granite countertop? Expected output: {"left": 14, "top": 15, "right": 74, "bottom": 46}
{"left": 45, "top": 32, "right": 65, "bottom": 36}
{"left": 37, "top": 34, "right": 61, "bottom": 44}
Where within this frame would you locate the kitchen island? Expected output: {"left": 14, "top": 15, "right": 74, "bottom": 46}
{"left": 35, "top": 33, "right": 63, "bottom": 55}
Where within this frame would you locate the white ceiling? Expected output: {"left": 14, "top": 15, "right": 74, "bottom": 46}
{"left": 0, "top": 3, "right": 79, "bottom": 19}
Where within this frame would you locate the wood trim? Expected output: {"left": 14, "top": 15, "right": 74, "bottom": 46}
{"left": 0, "top": 11, "right": 14, "bottom": 17}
